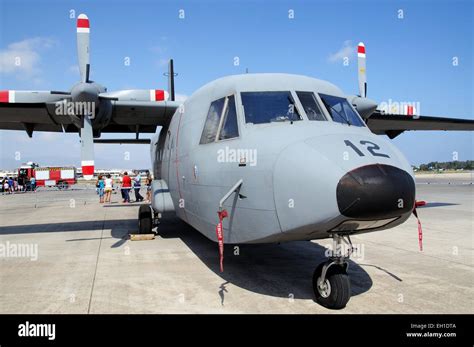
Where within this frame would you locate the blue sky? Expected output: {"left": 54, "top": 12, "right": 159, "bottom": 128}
{"left": 0, "top": 0, "right": 472, "bottom": 169}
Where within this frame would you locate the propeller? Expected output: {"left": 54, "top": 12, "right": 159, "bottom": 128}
{"left": 80, "top": 115, "right": 95, "bottom": 180}
{"left": 99, "top": 89, "right": 169, "bottom": 101}
{"left": 0, "top": 91, "right": 67, "bottom": 103}
{"left": 350, "top": 42, "right": 377, "bottom": 119}
{"left": 76, "top": 14, "right": 90, "bottom": 83}
{"left": 357, "top": 42, "right": 367, "bottom": 98}
{"left": 75, "top": 14, "right": 95, "bottom": 179}
{"left": 1, "top": 13, "right": 174, "bottom": 180}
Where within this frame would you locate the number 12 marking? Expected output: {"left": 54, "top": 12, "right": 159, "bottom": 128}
{"left": 344, "top": 140, "right": 390, "bottom": 158}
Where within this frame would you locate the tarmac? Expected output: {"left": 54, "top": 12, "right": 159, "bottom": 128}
{"left": 0, "top": 173, "right": 472, "bottom": 314}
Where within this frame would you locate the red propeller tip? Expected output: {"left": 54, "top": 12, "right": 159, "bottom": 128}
{"left": 0, "top": 90, "right": 14, "bottom": 103}
{"left": 77, "top": 14, "right": 90, "bottom": 32}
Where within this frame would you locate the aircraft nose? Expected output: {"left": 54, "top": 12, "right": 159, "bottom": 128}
{"left": 336, "top": 164, "right": 415, "bottom": 219}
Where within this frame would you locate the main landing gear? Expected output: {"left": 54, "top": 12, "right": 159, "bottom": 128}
{"left": 313, "top": 234, "right": 354, "bottom": 309}
{"left": 138, "top": 204, "right": 160, "bottom": 234}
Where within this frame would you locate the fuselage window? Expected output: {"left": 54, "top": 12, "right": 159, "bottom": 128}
{"left": 200, "top": 95, "right": 239, "bottom": 144}
{"left": 296, "top": 91, "right": 326, "bottom": 121}
{"left": 318, "top": 93, "right": 365, "bottom": 127}
{"left": 241, "top": 91, "right": 301, "bottom": 124}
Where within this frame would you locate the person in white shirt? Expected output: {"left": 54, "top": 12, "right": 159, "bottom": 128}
{"left": 104, "top": 174, "right": 113, "bottom": 203}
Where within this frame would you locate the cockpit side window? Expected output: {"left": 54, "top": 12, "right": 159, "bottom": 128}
{"left": 296, "top": 91, "right": 326, "bottom": 121}
{"left": 318, "top": 93, "right": 365, "bottom": 127}
{"left": 200, "top": 97, "right": 225, "bottom": 144}
{"left": 200, "top": 95, "right": 239, "bottom": 144}
{"left": 241, "top": 91, "right": 301, "bottom": 124}
{"left": 218, "top": 95, "right": 239, "bottom": 140}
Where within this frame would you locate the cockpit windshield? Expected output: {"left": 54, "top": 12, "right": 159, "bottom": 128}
{"left": 318, "top": 93, "right": 365, "bottom": 127}
{"left": 241, "top": 91, "right": 301, "bottom": 124}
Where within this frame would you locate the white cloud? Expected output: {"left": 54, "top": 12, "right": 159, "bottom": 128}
{"left": 37, "top": 132, "right": 63, "bottom": 142}
{"left": 0, "top": 37, "right": 56, "bottom": 78}
{"left": 328, "top": 40, "right": 355, "bottom": 63}
{"left": 175, "top": 93, "right": 188, "bottom": 102}
{"left": 68, "top": 65, "right": 80, "bottom": 76}
{"left": 155, "top": 58, "right": 168, "bottom": 68}
{"left": 149, "top": 43, "right": 171, "bottom": 70}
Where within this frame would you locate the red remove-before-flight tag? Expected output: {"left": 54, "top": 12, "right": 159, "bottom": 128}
{"left": 413, "top": 208, "right": 423, "bottom": 251}
{"left": 216, "top": 210, "right": 228, "bottom": 272}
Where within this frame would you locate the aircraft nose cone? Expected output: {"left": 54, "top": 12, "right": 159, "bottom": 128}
{"left": 336, "top": 164, "right": 415, "bottom": 219}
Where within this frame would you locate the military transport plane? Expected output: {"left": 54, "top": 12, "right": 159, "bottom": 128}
{"left": 1, "top": 14, "right": 473, "bottom": 309}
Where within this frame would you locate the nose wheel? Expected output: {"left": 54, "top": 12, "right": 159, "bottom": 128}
{"left": 313, "top": 234, "right": 353, "bottom": 309}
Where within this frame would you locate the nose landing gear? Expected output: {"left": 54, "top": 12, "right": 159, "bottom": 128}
{"left": 313, "top": 234, "right": 354, "bottom": 309}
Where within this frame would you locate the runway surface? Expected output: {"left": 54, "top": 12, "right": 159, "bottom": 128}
{"left": 0, "top": 173, "right": 472, "bottom": 313}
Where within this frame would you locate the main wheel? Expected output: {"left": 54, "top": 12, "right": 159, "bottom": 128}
{"left": 138, "top": 204, "right": 152, "bottom": 234}
{"left": 58, "top": 181, "right": 69, "bottom": 190}
{"left": 313, "top": 263, "right": 351, "bottom": 309}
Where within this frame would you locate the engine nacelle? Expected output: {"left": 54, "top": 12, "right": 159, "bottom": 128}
{"left": 151, "top": 179, "right": 175, "bottom": 216}
{"left": 63, "top": 82, "right": 112, "bottom": 131}
{"left": 348, "top": 95, "right": 378, "bottom": 119}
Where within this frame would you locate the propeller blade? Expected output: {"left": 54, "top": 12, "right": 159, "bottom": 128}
{"left": 357, "top": 42, "right": 367, "bottom": 98}
{"left": 80, "top": 115, "right": 95, "bottom": 180}
{"left": 0, "top": 90, "right": 69, "bottom": 103}
{"left": 76, "top": 13, "right": 90, "bottom": 83}
{"left": 99, "top": 89, "right": 169, "bottom": 101}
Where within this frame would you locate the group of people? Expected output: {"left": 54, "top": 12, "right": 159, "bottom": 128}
{"left": 1, "top": 176, "right": 36, "bottom": 194}
{"left": 95, "top": 172, "right": 152, "bottom": 204}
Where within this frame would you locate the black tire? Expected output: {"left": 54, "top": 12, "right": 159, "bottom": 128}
{"left": 138, "top": 204, "right": 152, "bottom": 234}
{"left": 313, "top": 263, "right": 351, "bottom": 309}
{"left": 58, "top": 181, "right": 69, "bottom": 190}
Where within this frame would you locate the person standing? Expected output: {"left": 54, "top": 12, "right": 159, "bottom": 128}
{"left": 145, "top": 173, "right": 152, "bottom": 202}
{"left": 121, "top": 172, "right": 131, "bottom": 203}
{"left": 2, "top": 179, "right": 9, "bottom": 194}
{"left": 119, "top": 173, "right": 125, "bottom": 201}
{"left": 30, "top": 176, "right": 36, "bottom": 192}
{"left": 8, "top": 177, "right": 14, "bottom": 194}
{"left": 104, "top": 174, "right": 113, "bottom": 203}
{"left": 17, "top": 176, "right": 24, "bottom": 192}
{"left": 96, "top": 175, "right": 105, "bottom": 203}
{"left": 133, "top": 174, "right": 144, "bottom": 202}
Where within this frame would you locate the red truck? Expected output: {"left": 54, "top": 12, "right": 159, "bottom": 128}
{"left": 18, "top": 162, "right": 76, "bottom": 189}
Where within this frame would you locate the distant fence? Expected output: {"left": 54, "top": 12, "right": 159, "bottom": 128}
{"left": 0, "top": 184, "right": 148, "bottom": 210}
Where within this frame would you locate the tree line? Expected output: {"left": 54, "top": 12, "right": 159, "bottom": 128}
{"left": 416, "top": 160, "right": 473, "bottom": 171}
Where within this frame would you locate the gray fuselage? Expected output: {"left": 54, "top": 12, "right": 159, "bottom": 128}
{"left": 150, "top": 74, "right": 415, "bottom": 244}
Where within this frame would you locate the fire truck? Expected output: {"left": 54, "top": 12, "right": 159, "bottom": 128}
{"left": 18, "top": 162, "right": 77, "bottom": 189}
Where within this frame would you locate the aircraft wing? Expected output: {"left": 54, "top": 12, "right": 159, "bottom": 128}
{"left": 104, "top": 100, "right": 180, "bottom": 133}
{"left": 0, "top": 96, "right": 180, "bottom": 136}
{"left": 366, "top": 111, "right": 474, "bottom": 139}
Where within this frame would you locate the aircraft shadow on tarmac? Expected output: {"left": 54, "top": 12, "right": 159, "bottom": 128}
{"left": 155, "top": 216, "right": 375, "bottom": 300}
{"left": 418, "top": 202, "right": 460, "bottom": 208}
{"left": 0, "top": 216, "right": 379, "bottom": 300}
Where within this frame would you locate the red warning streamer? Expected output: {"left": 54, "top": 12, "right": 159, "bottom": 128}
{"left": 412, "top": 207, "right": 423, "bottom": 251}
{"left": 216, "top": 209, "right": 228, "bottom": 272}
